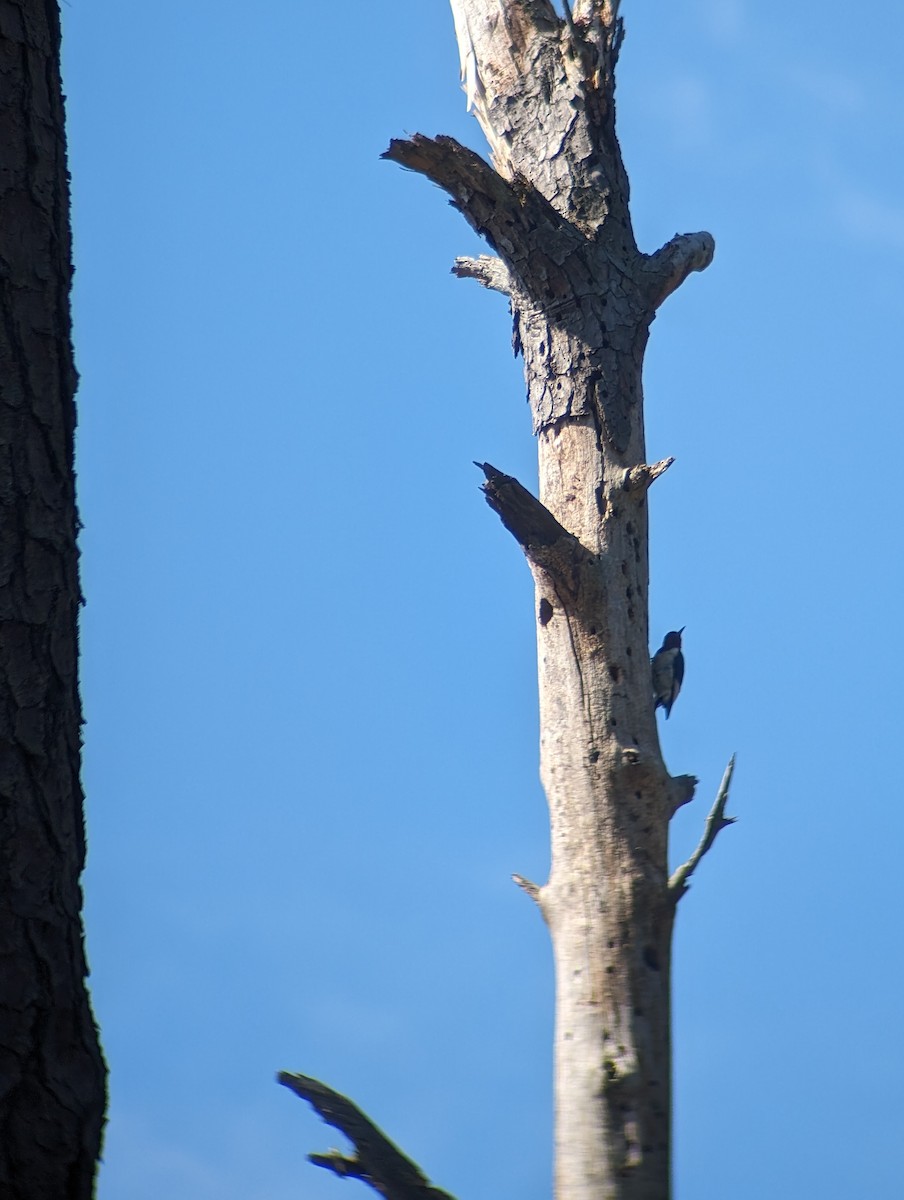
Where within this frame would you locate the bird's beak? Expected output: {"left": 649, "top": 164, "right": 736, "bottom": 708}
{"left": 678, "top": 626, "right": 685, "bottom": 634}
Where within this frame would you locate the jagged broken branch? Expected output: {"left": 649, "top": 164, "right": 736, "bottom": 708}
{"left": 382, "top": 135, "right": 582, "bottom": 275}
{"left": 452, "top": 255, "right": 512, "bottom": 294}
{"left": 474, "top": 461, "right": 573, "bottom": 551}
{"left": 278, "top": 1072, "right": 456, "bottom": 1200}
{"left": 622, "top": 457, "right": 675, "bottom": 493}
{"left": 668, "top": 756, "right": 737, "bottom": 901}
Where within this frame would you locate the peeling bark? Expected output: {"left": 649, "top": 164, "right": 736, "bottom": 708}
{"left": 0, "top": 4, "right": 107, "bottom": 1196}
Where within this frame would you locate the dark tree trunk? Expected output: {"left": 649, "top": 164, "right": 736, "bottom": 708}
{"left": 0, "top": 3, "right": 106, "bottom": 1196}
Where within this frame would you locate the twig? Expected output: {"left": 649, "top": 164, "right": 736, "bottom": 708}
{"left": 278, "top": 1072, "right": 456, "bottom": 1200}
{"left": 512, "top": 873, "right": 541, "bottom": 903}
{"left": 668, "top": 756, "right": 737, "bottom": 901}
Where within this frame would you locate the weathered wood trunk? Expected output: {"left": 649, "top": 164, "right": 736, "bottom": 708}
{"left": 0, "top": 3, "right": 107, "bottom": 1196}
{"left": 385, "top": 4, "right": 715, "bottom": 1198}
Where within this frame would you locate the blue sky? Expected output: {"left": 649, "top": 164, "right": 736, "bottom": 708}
{"left": 62, "top": 2, "right": 904, "bottom": 1197}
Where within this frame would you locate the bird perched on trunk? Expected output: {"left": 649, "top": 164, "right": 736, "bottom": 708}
{"left": 652, "top": 628, "right": 684, "bottom": 718}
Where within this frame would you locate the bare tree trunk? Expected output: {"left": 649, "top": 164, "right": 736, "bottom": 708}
{"left": 0, "top": 3, "right": 107, "bottom": 1196}
{"left": 384, "top": 5, "right": 716, "bottom": 1199}
{"left": 288, "top": 5, "right": 733, "bottom": 1199}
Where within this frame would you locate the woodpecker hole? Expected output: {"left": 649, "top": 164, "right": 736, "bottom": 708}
{"left": 589, "top": 749, "right": 600, "bottom": 764}
{"left": 608, "top": 663, "right": 620, "bottom": 682}
{"left": 538, "top": 597, "right": 553, "bottom": 626}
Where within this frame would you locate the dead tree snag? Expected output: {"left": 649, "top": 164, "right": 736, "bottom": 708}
{"left": 284, "top": 7, "right": 735, "bottom": 1200}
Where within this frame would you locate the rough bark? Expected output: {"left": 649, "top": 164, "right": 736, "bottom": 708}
{"left": 385, "top": 5, "right": 718, "bottom": 1199}
{"left": 0, "top": 3, "right": 107, "bottom": 1197}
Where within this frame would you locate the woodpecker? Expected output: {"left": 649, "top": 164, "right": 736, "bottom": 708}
{"left": 652, "top": 628, "right": 685, "bottom": 718}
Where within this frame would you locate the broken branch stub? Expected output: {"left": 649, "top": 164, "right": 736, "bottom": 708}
{"left": 278, "top": 1072, "right": 456, "bottom": 1200}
